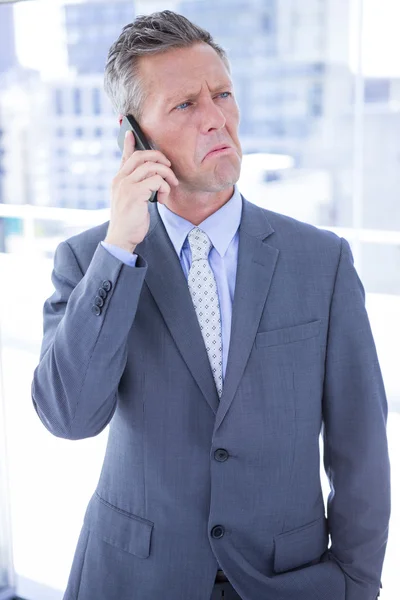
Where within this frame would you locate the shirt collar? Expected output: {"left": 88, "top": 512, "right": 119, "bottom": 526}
{"left": 157, "top": 184, "right": 242, "bottom": 259}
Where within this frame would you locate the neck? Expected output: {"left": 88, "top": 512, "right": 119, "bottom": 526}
{"left": 162, "top": 185, "right": 235, "bottom": 225}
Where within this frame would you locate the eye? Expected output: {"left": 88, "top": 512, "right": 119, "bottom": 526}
{"left": 176, "top": 101, "right": 191, "bottom": 111}
{"left": 175, "top": 92, "right": 232, "bottom": 111}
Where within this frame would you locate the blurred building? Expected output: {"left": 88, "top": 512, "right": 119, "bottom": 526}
{"left": 47, "top": 75, "right": 121, "bottom": 210}
{"left": 0, "top": 3, "right": 19, "bottom": 251}
{"left": 0, "top": 1, "right": 136, "bottom": 214}
{"left": 0, "top": 4, "right": 17, "bottom": 74}
{"left": 65, "top": 0, "right": 135, "bottom": 75}
{"left": 47, "top": 0, "right": 136, "bottom": 209}
{"left": 0, "top": 69, "right": 125, "bottom": 211}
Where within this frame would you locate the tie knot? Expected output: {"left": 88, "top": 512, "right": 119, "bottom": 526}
{"left": 187, "top": 227, "right": 212, "bottom": 261}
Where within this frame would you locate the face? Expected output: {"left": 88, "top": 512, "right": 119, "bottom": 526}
{"left": 136, "top": 42, "right": 242, "bottom": 194}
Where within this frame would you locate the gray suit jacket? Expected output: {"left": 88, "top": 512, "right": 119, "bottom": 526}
{"left": 32, "top": 195, "right": 390, "bottom": 600}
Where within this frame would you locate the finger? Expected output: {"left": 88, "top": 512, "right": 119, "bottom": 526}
{"left": 119, "top": 149, "right": 171, "bottom": 178}
{"left": 127, "top": 162, "right": 179, "bottom": 188}
{"left": 137, "top": 174, "right": 171, "bottom": 201}
{"left": 121, "top": 130, "right": 135, "bottom": 167}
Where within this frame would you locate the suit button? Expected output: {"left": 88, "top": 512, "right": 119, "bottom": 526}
{"left": 214, "top": 449, "right": 229, "bottom": 462}
{"left": 102, "top": 280, "right": 112, "bottom": 292}
{"left": 98, "top": 288, "right": 107, "bottom": 299}
{"left": 92, "top": 305, "right": 101, "bottom": 316}
{"left": 94, "top": 296, "right": 104, "bottom": 307}
{"left": 211, "top": 525, "right": 225, "bottom": 539}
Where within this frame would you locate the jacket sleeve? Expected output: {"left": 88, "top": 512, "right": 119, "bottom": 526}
{"left": 31, "top": 240, "right": 148, "bottom": 440}
{"left": 322, "top": 237, "right": 391, "bottom": 600}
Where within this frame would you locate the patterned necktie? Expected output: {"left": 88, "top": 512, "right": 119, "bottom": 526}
{"left": 187, "top": 227, "right": 223, "bottom": 398}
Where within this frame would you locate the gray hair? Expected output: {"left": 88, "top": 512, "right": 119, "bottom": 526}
{"left": 103, "top": 10, "right": 231, "bottom": 121}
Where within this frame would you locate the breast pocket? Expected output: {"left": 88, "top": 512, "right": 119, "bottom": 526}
{"left": 256, "top": 319, "right": 322, "bottom": 349}
{"left": 254, "top": 319, "right": 324, "bottom": 421}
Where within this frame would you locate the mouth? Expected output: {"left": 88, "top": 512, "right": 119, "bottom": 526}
{"left": 203, "top": 145, "right": 234, "bottom": 160}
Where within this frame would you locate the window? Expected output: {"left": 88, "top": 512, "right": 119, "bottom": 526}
{"left": 308, "top": 82, "right": 323, "bottom": 116}
{"left": 92, "top": 88, "right": 101, "bottom": 114}
{"left": 73, "top": 87, "right": 82, "bottom": 115}
{"left": 364, "top": 78, "right": 390, "bottom": 103}
{"left": 54, "top": 88, "right": 63, "bottom": 115}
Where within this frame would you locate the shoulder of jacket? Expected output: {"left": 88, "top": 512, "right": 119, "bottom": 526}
{"left": 61, "top": 221, "right": 109, "bottom": 273}
{"left": 256, "top": 205, "right": 343, "bottom": 252}
{"left": 65, "top": 221, "right": 109, "bottom": 248}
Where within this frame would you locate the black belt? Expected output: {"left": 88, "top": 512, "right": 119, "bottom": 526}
{"left": 215, "top": 569, "right": 229, "bottom": 583}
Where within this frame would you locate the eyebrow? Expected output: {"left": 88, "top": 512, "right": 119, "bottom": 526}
{"left": 166, "top": 82, "right": 233, "bottom": 106}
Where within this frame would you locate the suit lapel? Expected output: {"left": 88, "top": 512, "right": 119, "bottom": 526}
{"left": 214, "top": 198, "right": 279, "bottom": 430}
{"left": 136, "top": 203, "right": 220, "bottom": 414}
{"left": 135, "top": 196, "right": 279, "bottom": 423}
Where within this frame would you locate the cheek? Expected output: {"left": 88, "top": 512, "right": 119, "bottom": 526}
{"left": 169, "top": 152, "right": 192, "bottom": 176}
{"left": 154, "top": 136, "right": 185, "bottom": 168}
{"left": 166, "top": 134, "right": 196, "bottom": 166}
{"left": 225, "top": 108, "right": 240, "bottom": 135}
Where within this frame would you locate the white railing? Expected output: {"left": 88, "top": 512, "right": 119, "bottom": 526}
{"left": 0, "top": 204, "right": 110, "bottom": 257}
{"left": 1, "top": 203, "right": 400, "bottom": 260}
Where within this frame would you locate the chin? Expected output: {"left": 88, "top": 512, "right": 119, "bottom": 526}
{"left": 202, "top": 179, "right": 238, "bottom": 194}
{"left": 185, "top": 161, "right": 241, "bottom": 192}
{"left": 212, "top": 164, "right": 241, "bottom": 189}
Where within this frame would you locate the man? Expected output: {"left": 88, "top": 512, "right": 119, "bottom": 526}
{"left": 32, "top": 10, "right": 390, "bottom": 600}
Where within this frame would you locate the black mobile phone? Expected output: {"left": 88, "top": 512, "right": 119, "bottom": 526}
{"left": 117, "top": 114, "right": 158, "bottom": 203}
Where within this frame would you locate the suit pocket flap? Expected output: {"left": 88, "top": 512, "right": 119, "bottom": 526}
{"left": 273, "top": 515, "right": 328, "bottom": 574}
{"left": 84, "top": 492, "right": 154, "bottom": 558}
{"left": 256, "top": 319, "right": 322, "bottom": 348}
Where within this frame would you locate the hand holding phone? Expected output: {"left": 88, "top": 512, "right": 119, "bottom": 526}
{"left": 117, "top": 115, "right": 159, "bottom": 202}
{"left": 105, "top": 120, "right": 179, "bottom": 253}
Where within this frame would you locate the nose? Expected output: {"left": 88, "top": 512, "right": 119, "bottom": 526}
{"left": 199, "top": 97, "right": 226, "bottom": 133}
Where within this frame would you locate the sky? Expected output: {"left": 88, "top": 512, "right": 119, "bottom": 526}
{"left": 361, "top": 0, "right": 400, "bottom": 76}
{"left": 12, "top": 0, "right": 400, "bottom": 79}
{"left": 13, "top": 0, "right": 69, "bottom": 80}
